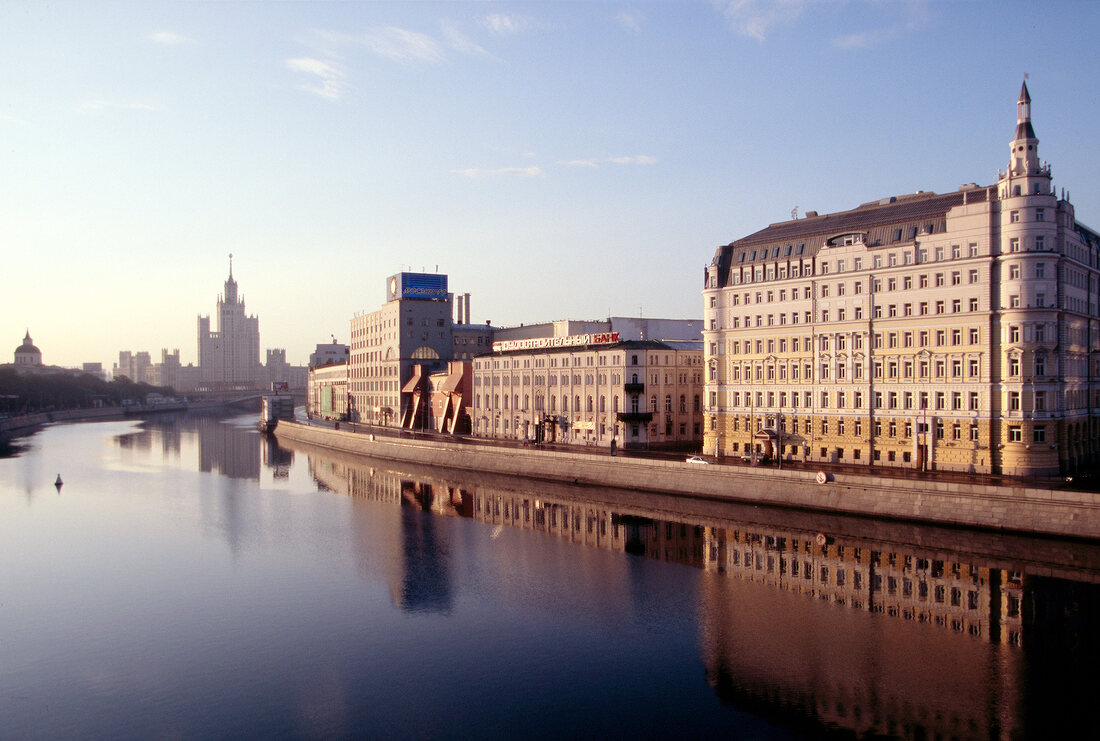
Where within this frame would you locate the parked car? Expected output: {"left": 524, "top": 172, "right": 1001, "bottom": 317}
{"left": 685, "top": 456, "right": 712, "bottom": 465}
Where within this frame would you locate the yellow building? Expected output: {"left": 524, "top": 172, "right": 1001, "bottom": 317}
{"left": 703, "top": 84, "right": 1099, "bottom": 476}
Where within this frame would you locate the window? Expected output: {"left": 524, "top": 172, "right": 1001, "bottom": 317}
{"left": 1010, "top": 210, "right": 1020, "bottom": 223}
{"left": 1009, "top": 425, "right": 1022, "bottom": 442}
{"left": 1034, "top": 425, "right": 1046, "bottom": 443}
{"left": 1010, "top": 264, "right": 1020, "bottom": 279}
{"left": 1010, "top": 237, "right": 1020, "bottom": 252}
{"left": 1009, "top": 392, "right": 1020, "bottom": 411}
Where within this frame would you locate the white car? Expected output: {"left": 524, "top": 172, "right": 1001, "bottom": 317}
{"left": 685, "top": 456, "right": 712, "bottom": 465}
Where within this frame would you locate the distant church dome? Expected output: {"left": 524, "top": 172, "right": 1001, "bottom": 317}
{"left": 14, "top": 330, "right": 42, "bottom": 366}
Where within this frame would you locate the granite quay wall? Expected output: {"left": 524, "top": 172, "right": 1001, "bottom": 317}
{"left": 275, "top": 422, "right": 1100, "bottom": 540}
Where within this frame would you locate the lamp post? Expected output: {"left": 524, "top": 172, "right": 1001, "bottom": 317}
{"left": 777, "top": 411, "right": 783, "bottom": 470}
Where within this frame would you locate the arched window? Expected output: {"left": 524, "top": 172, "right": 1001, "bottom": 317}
{"left": 599, "top": 396, "right": 606, "bottom": 413}
{"left": 650, "top": 395, "right": 657, "bottom": 412}
{"left": 411, "top": 346, "right": 440, "bottom": 360}
{"left": 665, "top": 395, "right": 672, "bottom": 412}
{"left": 679, "top": 395, "right": 686, "bottom": 413}
{"left": 587, "top": 396, "right": 593, "bottom": 412}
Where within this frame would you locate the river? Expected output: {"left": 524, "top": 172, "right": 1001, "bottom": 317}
{"left": 1, "top": 412, "right": 1097, "bottom": 739}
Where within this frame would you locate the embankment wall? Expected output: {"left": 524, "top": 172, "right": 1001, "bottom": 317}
{"left": 275, "top": 421, "right": 1100, "bottom": 540}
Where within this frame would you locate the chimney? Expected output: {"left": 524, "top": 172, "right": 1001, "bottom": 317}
{"left": 464, "top": 293, "right": 471, "bottom": 325}
{"left": 455, "top": 295, "right": 464, "bottom": 325}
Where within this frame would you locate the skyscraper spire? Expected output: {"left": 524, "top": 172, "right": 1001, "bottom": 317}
{"left": 229, "top": 252, "right": 234, "bottom": 279}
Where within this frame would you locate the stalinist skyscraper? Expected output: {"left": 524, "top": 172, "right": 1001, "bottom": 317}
{"left": 198, "top": 255, "right": 261, "bottom": 388}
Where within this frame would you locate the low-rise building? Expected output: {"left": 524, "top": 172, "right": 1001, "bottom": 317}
{"left": 471, "top": 320, "right": 703, "bottom": 449}
{"left": 308, "top": 362, "right": 348, "bottom": 421}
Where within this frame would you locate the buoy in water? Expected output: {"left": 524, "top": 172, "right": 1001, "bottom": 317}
{"left": 55, "top": 474, "right": 63, "bottom": 487}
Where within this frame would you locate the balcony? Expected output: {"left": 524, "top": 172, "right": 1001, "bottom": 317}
{"left": 624, "top": 382, "right": 644, "bottom": 393}
{"left": 617, "top": 411, "right": 654, "bottom": 423}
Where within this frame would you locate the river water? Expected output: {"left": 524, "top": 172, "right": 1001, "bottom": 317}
{"left": 1, "top": 412, "right": 1098, "bottom": 739}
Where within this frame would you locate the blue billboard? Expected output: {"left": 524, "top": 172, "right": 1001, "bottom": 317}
{"left": 387, "top": 272, "right": 448, "bottom": 302}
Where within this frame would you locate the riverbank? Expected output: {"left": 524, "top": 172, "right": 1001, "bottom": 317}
{"left": 0, "top": 402, "right": 188, "bottom": 436}
{"left": 274, "top": 421, "right": 1100, "bottom": 540}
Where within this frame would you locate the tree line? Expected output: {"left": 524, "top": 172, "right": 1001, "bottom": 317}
{"left": 0, "top": 368, "right": 176, "bottom": 415}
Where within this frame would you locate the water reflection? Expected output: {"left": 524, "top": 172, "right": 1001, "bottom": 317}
{"left": 284, "top": 436, "right": 1100, "bottom": 740}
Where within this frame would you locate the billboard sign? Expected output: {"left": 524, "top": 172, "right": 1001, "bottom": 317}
{"left": 387, "top": 272, "right": 449, "bottom": 302}
{"left": 492, "top": 332, "right": 620, "bottom": 353}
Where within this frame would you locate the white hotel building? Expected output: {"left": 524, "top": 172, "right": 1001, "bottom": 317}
{"left": 702, "top": 84, "right": 1100, "bottom": 476}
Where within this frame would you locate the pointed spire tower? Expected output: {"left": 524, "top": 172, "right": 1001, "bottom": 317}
{"left": 224, "top": 252, "right": 238, "bottom": 304}
{"left": 1000, "top": 80, "right": 1051, "bottom": 198}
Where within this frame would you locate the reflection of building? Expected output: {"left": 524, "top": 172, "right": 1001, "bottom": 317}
{"left": 195, "top": 413, "right": 260, "bottom": 480}
{"left": 703, "top": 84, "right": 1100, "bottom": 476}
{"left": 13, "top": 330, "right": 42, "bottom": 366}
{"left": 471, "top": 322, "right": 703, "bottom": 448}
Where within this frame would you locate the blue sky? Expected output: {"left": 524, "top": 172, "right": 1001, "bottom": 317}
{"left": 4, "top": 1, "right": 1100, "bottom": 368}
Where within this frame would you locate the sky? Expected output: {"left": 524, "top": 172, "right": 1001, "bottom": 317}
{"left": 3, "top": 1, "right": 1100, "bottom": 369}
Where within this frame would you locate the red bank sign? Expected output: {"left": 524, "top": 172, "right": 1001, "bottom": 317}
{"left": 493, "top": 332, "right": 620, "bottom": 353}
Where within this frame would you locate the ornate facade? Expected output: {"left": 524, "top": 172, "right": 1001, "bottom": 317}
{"left": 703, "top": 84, "right": 1099, "bottom": 476}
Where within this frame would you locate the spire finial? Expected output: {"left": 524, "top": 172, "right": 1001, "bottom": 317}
{"left": 229, "top": 252, "right": 233, "bottom": 278}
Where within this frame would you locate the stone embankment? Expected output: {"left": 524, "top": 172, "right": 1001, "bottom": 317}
{"left": 274, "top": 421, "right": 1100, "bottom": 540}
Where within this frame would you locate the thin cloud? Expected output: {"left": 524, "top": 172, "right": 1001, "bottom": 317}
{"left": 78, "top": 99, "right": 162, "bottom": 114}
{"left": 0, "top": 112, "right": 32, "bottom": 127}
{"left": 360, "top": 26, "right": 445, "bottom": 64}
{"left": 482, "top": 13, "right": 530, "bottom": 35}
{"left": 452, "top": 166, "right": 543, "bottom": 178}
{"left": 609, "top": 155, "right": 657, "bottom": 165}
{"left": 716, "top": 0, "right": 806, "bottom": 42}
{"left": 832, "top": 0, "right": 931, "bottom": 50}
{"left": 559, "top": 155, "right": 658, "bottom": 168}
{"left": 149, "top": 30, "right": 194, "bottom": 45}
{"left": 616, "top": 11, "right": 644, "bottom": 34}
{"left": 286, "top": 57, "right": 347, "bottom": 100}
{"left": 440, "top": 21, "right": 490, "bottom": 57}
